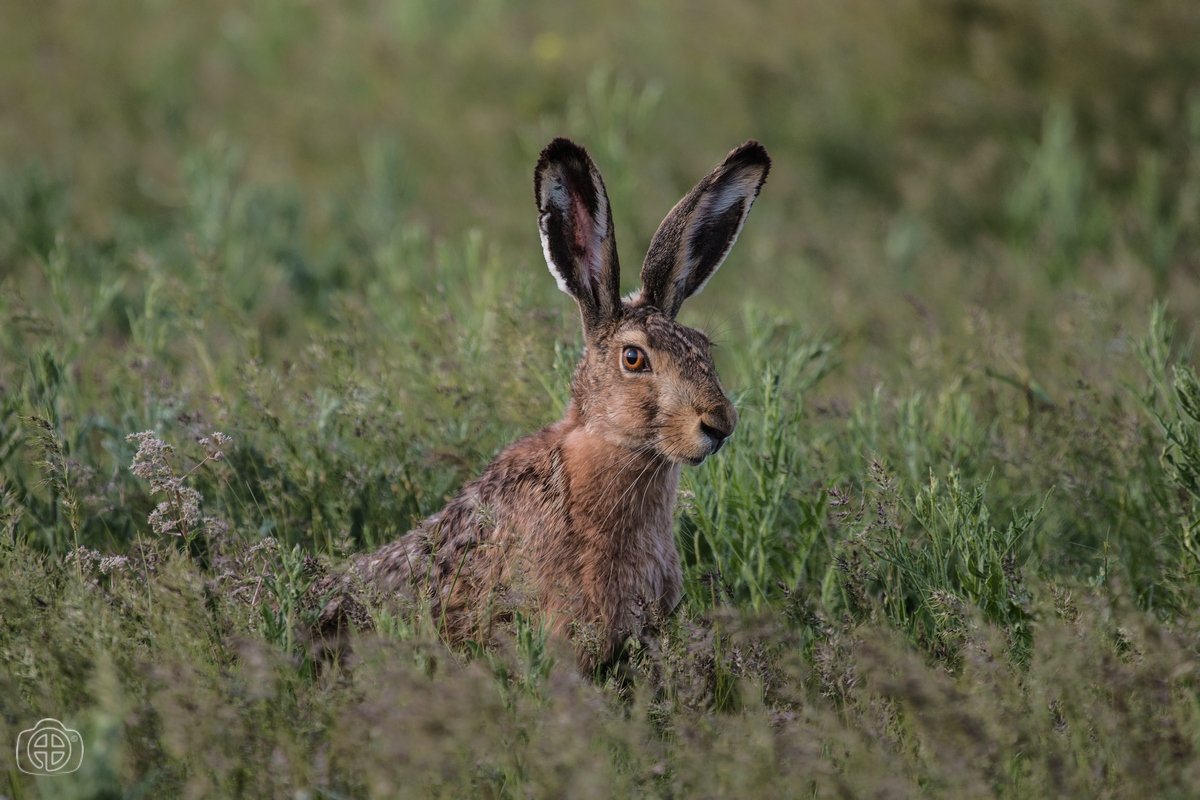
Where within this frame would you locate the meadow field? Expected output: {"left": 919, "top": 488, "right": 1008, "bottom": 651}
{"left": 3, "top": 1, "right": 1200, "bottom": 796}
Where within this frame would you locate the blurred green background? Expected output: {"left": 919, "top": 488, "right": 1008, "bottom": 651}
{"left": 5, "top": 0, "right": 1199, "bottom": 337}
{"left": 4, "top": 1, "right": 1200, "bottom": 796}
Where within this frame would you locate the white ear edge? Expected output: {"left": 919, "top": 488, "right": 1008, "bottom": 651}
{"left": 538, "top": 211, "right": 573, "bottom": 296}
{"left": 537, "top": 169, "right": 611, "bottom": 298}
{"left": 701, "top": 169, "right": 762, "bottom": 221}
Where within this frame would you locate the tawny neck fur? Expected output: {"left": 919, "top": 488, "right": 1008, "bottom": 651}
{"left": 543, "top": 415, "right": 683, "bottom": 657}
{"left": 556, "top": 402, "right": 681, "bottom": 549}
{"left": 560, "top": 425, "right": 680, "bottom": 538}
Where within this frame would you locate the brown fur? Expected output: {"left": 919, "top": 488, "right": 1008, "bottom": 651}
{"left": 315, "top": 139, "right": 770, "bottom": 672}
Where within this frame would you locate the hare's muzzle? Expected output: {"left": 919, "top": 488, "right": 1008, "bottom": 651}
{"left": 698, "top": 402, "right": 738, "bottom": 455}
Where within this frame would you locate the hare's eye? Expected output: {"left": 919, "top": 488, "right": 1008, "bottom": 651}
{"left": 621, "top": 346, "right": 648, "bottom": 372}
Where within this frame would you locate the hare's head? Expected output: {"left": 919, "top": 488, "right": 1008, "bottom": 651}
{"left": 534, "top": 139, "right": 769, "bottom": 465}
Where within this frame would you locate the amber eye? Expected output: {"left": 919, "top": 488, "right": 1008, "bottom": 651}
{"left": 621, "top": 346, "right": 648, "bottom": 372}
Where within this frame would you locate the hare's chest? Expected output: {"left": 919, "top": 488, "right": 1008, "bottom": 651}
{"left": 637, "top": 527, "right": 683, "bottom": 613}
{"left": 584, "top": 521, "right": 682, "bottom": 617}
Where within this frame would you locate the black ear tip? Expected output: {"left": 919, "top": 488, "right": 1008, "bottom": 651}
{"left": 725, "top": 140, "right": 771, "bottom": 174}
{"left": 534, "top": 138, "right": 594, "bottom": 200}
{"left": 537, "top": 137, "right": 591, "bottom": 170}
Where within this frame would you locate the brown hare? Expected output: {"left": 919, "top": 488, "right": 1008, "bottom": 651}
{"left": 317, "top": 138, "right": 770, "bottom": 672}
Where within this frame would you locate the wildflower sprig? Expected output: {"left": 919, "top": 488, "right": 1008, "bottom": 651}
{"left": 127, "top": 430, "right": 232, "bottom": 545}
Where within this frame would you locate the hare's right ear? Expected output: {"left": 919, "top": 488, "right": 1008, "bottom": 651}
{"left": 534, "top": 138, "right": 621, "bottom": 335}
{"left": 638, "top": 141, "right": 770, "bottom": 319}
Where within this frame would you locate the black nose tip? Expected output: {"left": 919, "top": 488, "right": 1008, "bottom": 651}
{"left": 699, "top": 419, "right": 732, "bottom": 451}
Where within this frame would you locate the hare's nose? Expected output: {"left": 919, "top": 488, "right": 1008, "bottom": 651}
{"left": 699, "top": 417, "right": 733, "bottom": 452}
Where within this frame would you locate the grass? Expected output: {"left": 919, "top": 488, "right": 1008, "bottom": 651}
{"left": 3, "top": 0, "right": 1200, "bottom": 796}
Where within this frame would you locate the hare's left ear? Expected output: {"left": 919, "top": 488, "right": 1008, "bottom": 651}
{"left": 534, "top": 138, "right": 621, "bottom": 336}
{"left": 638, "top": 141, "right": 770, "bottom": 318}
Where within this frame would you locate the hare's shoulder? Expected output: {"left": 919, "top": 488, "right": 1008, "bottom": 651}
{"left": 474, "top": 422, "right": 571, "bottom": 511}
{"left": 358, "top": 422, "right": 571, "bottom": 588}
